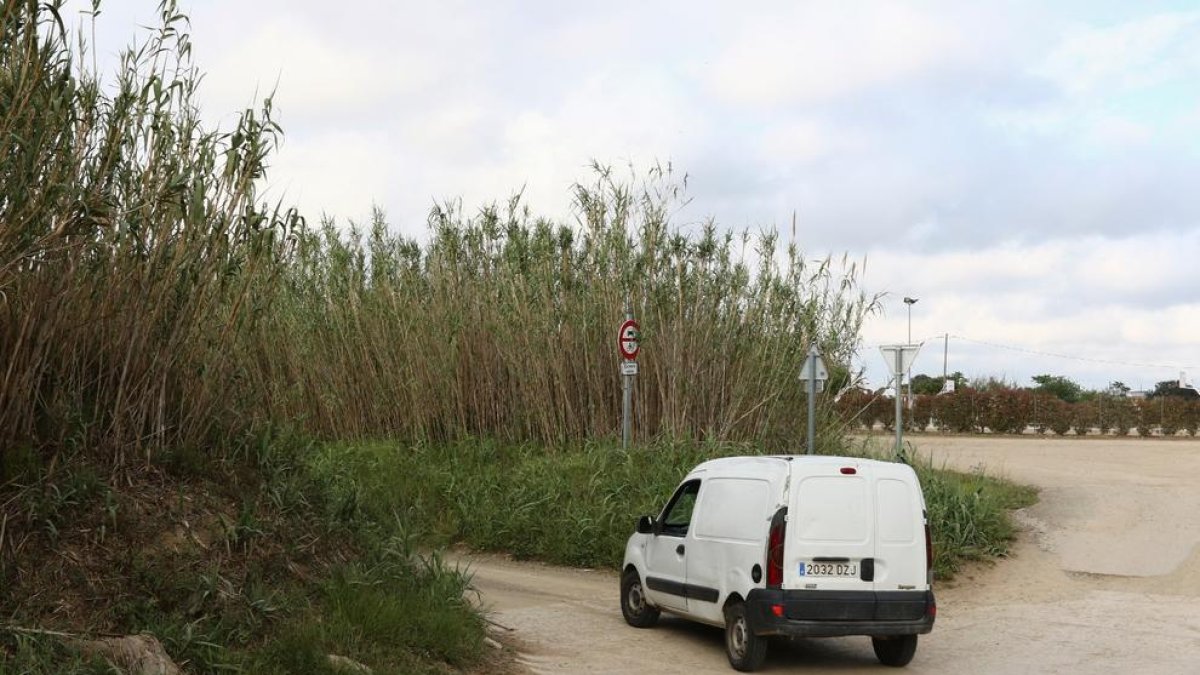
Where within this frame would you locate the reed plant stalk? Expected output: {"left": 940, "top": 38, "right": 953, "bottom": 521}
{"left": 3, "top": 1, "right": 877, "bottom": 468}
{"left": 252, "top": 166, "right": 878, "bottom": 449}
{"left": 1, "top": 1, "right": 296, "bottom": 468}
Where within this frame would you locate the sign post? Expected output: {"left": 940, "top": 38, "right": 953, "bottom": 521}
{"left": 880, "top": 344, "right": 922, "bottom": 458}
{"left": 618, "top": 300, "right": 640, "bottom": 449}
{"left": 798, "top": 346, "right": 829, "bottom": 454}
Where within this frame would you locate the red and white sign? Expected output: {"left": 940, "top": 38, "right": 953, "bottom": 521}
{"left": 618, "top": 319, "right": 640, "bottom": 360}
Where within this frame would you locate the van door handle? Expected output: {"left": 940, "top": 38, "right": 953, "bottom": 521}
{"left": 676, "top": 544, "right": 685, "bottom": 556}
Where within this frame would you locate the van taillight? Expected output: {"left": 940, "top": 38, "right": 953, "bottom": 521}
{"left": 924, "top": 522, "right": 934, "bottom": 571}
{"left": 766, "top": 508, "right": 787, "bottom": 587}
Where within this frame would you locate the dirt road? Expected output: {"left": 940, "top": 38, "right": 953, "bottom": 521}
{"left": 460, "top": 436, "right": 1200, "bottom": 673}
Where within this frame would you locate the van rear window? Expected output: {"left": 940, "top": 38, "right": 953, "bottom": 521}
{"left": 694, "top": 478, "right": 769, "bottom": 543}
{"left": 795, "top": 476, "right": 869, "bottom": 543}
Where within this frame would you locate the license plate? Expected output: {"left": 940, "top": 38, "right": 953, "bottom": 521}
{"left": 798, "top": 561, "right": 859, "bottom": 578}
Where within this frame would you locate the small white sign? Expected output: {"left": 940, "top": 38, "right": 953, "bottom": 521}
{"left": 621, "top": 361, "right": 639, "bottom": 376}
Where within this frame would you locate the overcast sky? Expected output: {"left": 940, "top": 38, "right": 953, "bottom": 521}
{"left": 77, "top": 0, "right": 1200, "bottom": 391}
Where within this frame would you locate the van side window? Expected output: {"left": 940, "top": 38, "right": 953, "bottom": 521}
{"left": 659, "top": 480, "right": 701, "bottom": 537}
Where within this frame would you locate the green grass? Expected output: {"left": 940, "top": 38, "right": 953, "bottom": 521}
{"left": 0, "top": 634, "right": 111, "bottom": 675}
{"left": 913, "top": 462, "right": 1037, "bottom": 576}
{"left": 0, "top": 437, "right": 487, "bottom": 674}
{"left": 312, "top": 438, "right": 1037, "bottom": 579}
{"left": 244, "top": 541, "right": 484, "bottom": 675}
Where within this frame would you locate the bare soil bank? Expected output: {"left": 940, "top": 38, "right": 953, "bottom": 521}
{"left": 461, "top": 436, "right": 1200, "bottom": 674}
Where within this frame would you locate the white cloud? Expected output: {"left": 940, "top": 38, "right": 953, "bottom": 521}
{"left": 857, "top": 231, "right": 1200, "bottom": 389}
{"left": 1038, "top": 11, "right": 1200, "bottom": 96}
{"left": 268, "top": 130, "right": 395, "bottom": 224}
{"left": 756, "top": 119, "right": 860, "bottom": 165}
{"left": 197, "top": 17, "right": 438, "bottom": 123}
{"left": 70, "top": 0, "right": 1200, "bottom": 393}
{"left": 708, "top": 2, "right": 965, "bottom": 105}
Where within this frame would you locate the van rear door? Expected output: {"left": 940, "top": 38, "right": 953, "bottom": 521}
{"left": 784, "top": 461, "right": 876, "bottom": 619}
{"left": 873, "top": 465, "right": 932, "bottom": 621}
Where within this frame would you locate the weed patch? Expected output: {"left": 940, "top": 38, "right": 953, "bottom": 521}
{"left": 914, "top": 463, "right": 1037, "bottom": 576}
{"left": 315, "top": 438, "right": 1035, "bottom": 578}
{"left": 0, "top": 440, "right": 488, "bottom": 674}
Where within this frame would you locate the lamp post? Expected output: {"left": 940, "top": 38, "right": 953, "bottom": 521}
{"left": 903, "top": 297, "right": 918, "bottom": 344}
{"left": 902, "top": 297, "right": 919, "bottom": 421}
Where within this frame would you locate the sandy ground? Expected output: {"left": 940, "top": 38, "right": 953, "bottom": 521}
{"left": 458, "top": 436, "right": 1200, "bottom": 674}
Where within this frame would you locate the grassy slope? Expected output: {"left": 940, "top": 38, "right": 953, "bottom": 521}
{"left": 0, "top": 441, "right": 488, "bottom": 674}
{"left": 315, "top": 438, "right": 1037, "bottom": 580}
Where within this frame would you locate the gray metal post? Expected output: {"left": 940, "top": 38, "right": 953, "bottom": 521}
{"left": 807, "top": 347, "right": 817, "bottom": 455}
{"left": 622, "top": 297, "right": 632, "bottom": 449}
{"left": 895, "top": 349, "right": 904, "bottom": 456}
{"left": 943, "top": 333, "right": 948, "bottom": 381}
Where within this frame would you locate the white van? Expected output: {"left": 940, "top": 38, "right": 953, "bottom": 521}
{"left": 620, "top": 455, "right": 935, "bottom": 671}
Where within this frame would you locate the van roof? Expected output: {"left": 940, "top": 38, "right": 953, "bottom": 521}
{"left": 689, "top": 454, "right": 906, "bottom": 476}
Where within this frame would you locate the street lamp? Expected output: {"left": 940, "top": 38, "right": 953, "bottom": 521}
{"left": 903, "top": 297, "right": 918, "bottom": 344}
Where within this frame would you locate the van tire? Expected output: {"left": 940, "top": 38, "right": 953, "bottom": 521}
{"left": 724, "top": 602, "right": 768, "bottom": 672}
{"left": 872, "top": 635, "right": 918, "bottom": 667}
{"left": 620, "top": 569, "right": 659, "bottom": 628}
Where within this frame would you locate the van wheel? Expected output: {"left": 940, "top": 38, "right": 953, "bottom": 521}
{"left": 724, "top": 602, "right": 767, "bottom": 672}
{"left": 620, "top": 569, "right": 659, "bottom": 628}
{"left": 872, "top": 635, "right": 918, "bottom": 667}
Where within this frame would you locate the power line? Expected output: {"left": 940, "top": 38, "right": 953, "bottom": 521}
{"left": 947, "top": 335, "right": 1199, "bottom": 371}
{"left": 867, "top": 333, "right": 1200, "bottom": 373}
{"left": 859, "top": 334, "right": 1198, "bottom": 375}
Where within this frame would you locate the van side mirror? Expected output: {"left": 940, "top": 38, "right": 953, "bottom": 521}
{"left": 636, "top": 515, "right": 655, "bottom": 534}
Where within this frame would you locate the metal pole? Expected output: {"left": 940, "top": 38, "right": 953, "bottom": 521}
{"left": 943, "top": 333, "right": 948, "bottom": 381}
{"left": 622, "top": 296, "right": 632, "bottom": 449}
{"left": 807, "top": 347, "right": 817, "bottom": 455}
{"left": 895, "top": 350, "right": 904, "bottom": 456}
{"left": 907, "top": 305, "right": 912, "bottom": 344}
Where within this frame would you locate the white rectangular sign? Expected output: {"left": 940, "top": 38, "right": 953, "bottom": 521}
{"left": 621, "top": 361, "right": 639, "bottom": 376}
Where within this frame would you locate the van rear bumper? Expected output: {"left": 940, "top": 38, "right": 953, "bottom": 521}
{"left": 744, "top": 588, "right": 936, "bottom": 638}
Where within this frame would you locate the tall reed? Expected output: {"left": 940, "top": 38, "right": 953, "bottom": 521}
{"left": 253, "top": 164, "right": 879, "bottom": 449}
{"left": 3, "top": 1, "right": 877, "bottom": 467}
{"left": 1, "top": 1, "right": 296, "bottom": 467}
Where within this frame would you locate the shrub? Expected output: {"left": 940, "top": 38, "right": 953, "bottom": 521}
{"left": 912, "top": 395, "right": 936, "bottom": 431}
{"left": 937, "top": 389, "right": 980, "bottom": 433}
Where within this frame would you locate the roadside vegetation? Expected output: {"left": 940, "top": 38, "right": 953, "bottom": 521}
{"left": 839, "top": 372, "right": 1200, "bottom": 437}
{"left": 2, "top": 1, "right": 1034, "bottom": 671}
{"left": 314, "top": 438, "right": 1035, "bottom": 580}
{"left": 0, "top": 434, "right": 489, "bottom": 674}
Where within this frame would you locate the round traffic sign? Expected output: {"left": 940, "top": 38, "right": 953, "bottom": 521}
{"left": 618, "top": 319, "right": 640, "bottom": 360}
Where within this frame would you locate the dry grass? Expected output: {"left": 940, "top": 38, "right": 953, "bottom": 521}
{"left": 1, "top": 1, "right": 300, "bottom": 469}
{"left": 2, "top": 1, "right": 877, "bottom": 468}
{"left": 251, "top": 170, "right": 877, "bottom": 449}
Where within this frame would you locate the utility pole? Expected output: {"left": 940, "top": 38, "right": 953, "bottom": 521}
{"left": 943, "top": 333, "right": 948, "bottom": 382}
